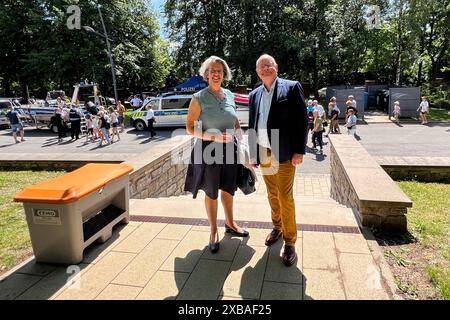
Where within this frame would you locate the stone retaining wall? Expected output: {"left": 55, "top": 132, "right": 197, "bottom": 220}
{"left": 329, "top": 135, "right": 412, "bottom": 232}
{"left": 381, "top": 166, "right": 450, "bottom": 183}
{"left": 125, "top": 136, "right": 194, "bottom": 199}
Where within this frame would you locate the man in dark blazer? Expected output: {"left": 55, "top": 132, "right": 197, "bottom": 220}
{"left": 248, "top": 54, "right": 308, "bottom": 266}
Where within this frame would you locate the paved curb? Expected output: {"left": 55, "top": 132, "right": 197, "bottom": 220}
{"left": 348, "top": 207, "right": 402, "bottom": 300}
{"left": 361, "top": 227, "right": 403, "bottom": 300}
{"left": 0, "top": 256, "right": 35, "bottom": 282}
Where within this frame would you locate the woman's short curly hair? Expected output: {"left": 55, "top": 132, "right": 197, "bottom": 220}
{"left": 199, "top": 56, "right": 232, "bottom": 81}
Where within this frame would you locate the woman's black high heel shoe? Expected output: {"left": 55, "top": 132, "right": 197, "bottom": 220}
{"left": 225, "top": 224, "right": 249, "bottom": 237}
{"left": 209, "top": 233, "right": 220, "bottom": 253}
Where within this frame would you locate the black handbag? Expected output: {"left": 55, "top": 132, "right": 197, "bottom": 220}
{"left": 237, "top": 165, "right": 256, "bottom": 195}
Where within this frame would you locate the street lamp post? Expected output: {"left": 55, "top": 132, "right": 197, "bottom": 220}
{"left": 83, "top": 4, "right": 119, "bottom": 103}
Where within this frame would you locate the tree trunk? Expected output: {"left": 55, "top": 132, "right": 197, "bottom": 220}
{"left": 395, "top": 0, "right": 404, "bottom": 85}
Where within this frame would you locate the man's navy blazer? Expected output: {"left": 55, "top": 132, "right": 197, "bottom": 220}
{"left": 248, "top": 77, "right": 308, "bottom": 164}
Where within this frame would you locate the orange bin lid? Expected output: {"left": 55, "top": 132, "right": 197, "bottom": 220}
{"left": 14, "top": 163, "right": 134, "bottom": 204}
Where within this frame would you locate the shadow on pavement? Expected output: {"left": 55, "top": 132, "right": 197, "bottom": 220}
{"left": 172, "top": 234, "right": 310, "bottom": 300}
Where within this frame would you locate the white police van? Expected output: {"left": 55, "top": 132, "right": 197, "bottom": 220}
{"left": 130, "top": 93, "right": 249, "bottom": 131}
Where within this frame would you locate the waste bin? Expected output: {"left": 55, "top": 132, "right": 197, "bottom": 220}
{"left": 14, "top": 163, "right": 134, "bottom": 264}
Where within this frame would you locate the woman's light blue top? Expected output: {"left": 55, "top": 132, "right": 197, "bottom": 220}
{"left": 193, "top": 87, "right": 237, "bottom": 132}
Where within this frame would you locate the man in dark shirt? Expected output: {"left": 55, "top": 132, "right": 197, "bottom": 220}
{"left": 69, "top": 104, "right": 83, "bottom": 140}
{"left": 6, "top": 106, "right": 25, "bottom": 143}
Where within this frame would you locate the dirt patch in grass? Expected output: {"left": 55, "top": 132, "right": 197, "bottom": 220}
{"left": 376, "top": 232, "right": 447, "bottom": 300}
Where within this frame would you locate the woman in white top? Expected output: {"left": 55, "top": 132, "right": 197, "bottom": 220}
{"left": 108, "top": 106, "right": 120, "bottom": 142}
{"left": 419, "top": 96, "right": 429, "bottom": 124}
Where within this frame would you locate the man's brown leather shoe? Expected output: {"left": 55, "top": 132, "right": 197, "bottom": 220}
{"left": 282, "top": 245, "right": 297, "bottom": 267}
{"left": 265, "top": 229, "right": 282, "bottom": 246}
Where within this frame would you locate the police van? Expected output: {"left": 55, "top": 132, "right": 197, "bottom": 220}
{"left": 130, "top": 93, "right": 249, "bottom": 131}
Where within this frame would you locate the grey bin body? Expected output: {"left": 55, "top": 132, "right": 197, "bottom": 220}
{"left": 16, "top": 164, "right": 132, "bottom": 265}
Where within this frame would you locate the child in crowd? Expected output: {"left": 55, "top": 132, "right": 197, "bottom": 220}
{"left": 311, "top": 110, "right": 324, "bottom": 153}
{"left": 393, "top": 101, "right": 401, "bottom": 124}
{"left": 108, "top": 106, "right": 120, "bottom": 142}
{"left": 84, "top": 114, "right": 94, "bottom": 143}
{"left": 92, "top": 115, "right": 100, "bottom": 140}
{"left": 97, "top": 111, "right": 111, "bottom": 146}
{"left": 346, "top": 108, "right": 357, "bottom": 137}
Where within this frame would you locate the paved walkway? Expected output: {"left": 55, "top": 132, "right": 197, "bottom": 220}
{"left": 0, "top": 175, "right": 399, "bottom": 300}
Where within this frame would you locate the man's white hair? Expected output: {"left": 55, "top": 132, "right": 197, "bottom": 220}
{"left": 256, "top": 54, "right": 277, "bottom": 68}
{"left": 199, "top": 56, "right": 232, "bottom": 81}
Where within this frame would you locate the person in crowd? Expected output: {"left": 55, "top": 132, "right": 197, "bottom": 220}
{"left": 312, "top": 99, "right": 326, "bottom": 120}
{"left": 143, "top": 94, "right": 152, "bottom": 108}
{"left": 68, "top": 104, "right": 83, "bottom": 140}
{"left": 131, "top": 95, "right": 142, "bottom": 109}
{"left": 116, "top": 100, "right": 126, "bottom": 133}
{"left": 92, "top": 115, "right": 100, "bottom": 141}
{"left": 56, "top": 96, "right": 65, "bottom": 109}
{"left": 306, "top": 99, "right": 314, "bottom": 132}
{"left": 345, "top": 99, "right": 358, "bottom": 121}
{"left": 393, "top": 101, "right": 401, "bottom": 124}
{"left": 6, "top": 105, "right": 25, "bottom": 143}
{"left": 311, "top": 110, "right": 324, "bottom": 153}
{"left": 53, "top": 107, "right": 65, "bottom": 142}
{"left": 97, "top": 111, "right": 111, "bottom": 146}
{"left": 84, "top": 114, "right": 94, "bottom": 143}
{"left": 348, "top": 95, "right": 357, "bottom": 110}
{"left": 326, "top": 97, "right": 340, "bottom": 136}
{"left": 419, "top": 96, "right": 429, "bottom": 124}
{"left": 248, "top": 54, "right": 308, "bottom": 267}
{"left": 184, "top": 55, "right": 249, "bottom": 254}
{"left": 145, "top": 103, "right": 157, "bottom": 138}
{"left": 346, "top": 108, "right": 357, "bottom": 137}
{"left": 108, "top": 106, "right": 120, "bottom": 142}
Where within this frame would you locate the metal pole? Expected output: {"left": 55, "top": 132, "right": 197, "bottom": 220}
{"left": 97, "top": 5, "right": 118, "bottom": 103}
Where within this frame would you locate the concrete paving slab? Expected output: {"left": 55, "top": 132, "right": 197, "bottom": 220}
{"left": 54, "top": 251, "right": 135, "bottom": 300}
{"left": 95, "top": 284, "right": 142, "bottom": 300}
{"left": 112, "top": 239, "right": 179, "bottom": 287}
{"left": 264, "top": 240, "right": 303, "bottom": 284}
{"left": 302, "top": 232, "right": 338, "bottom": 270}
{"left": 137, "top": 271, "right": 189, "bottom": 300}
{"left": 83, "top": 224, "right": 138, "bottom": 264}
{"left": 112, "top": 222, "right": 166, "bottom": 253}
{"left": 176, "top": 259, "right": 231, "bottom": 300}
{"left": 159, "top": 231, "right": 209, "bottom": 273}
{"left": 303, "top": 268, "right": 346, "bottom": 300}
{"left": 156, "top": 224, "right": 192, "bottom": 240}
{"left": 339, "top": 253, "right": 390, "bottom": 300}
{"left": 0, "top": 273, "right": 42, "bottom": 300}
{"left": 16, "top": 264, "right": 91, "bottom": 300}
{"left": 221, "top": 246, "right": 269, "bottom": 299}
{"left": 201, "top": 235, "right": 241, "bottom": 262}
{"left": 260, "top": 281, "right": 303, "bottom": 300}
{"left": 334, "top": 233, "right": 371, "bottom": 254}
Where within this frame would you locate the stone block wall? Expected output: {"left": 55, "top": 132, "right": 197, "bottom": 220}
{"left": 382, "top": 166, "right": 450, "bottom": 183}
{"left": 126, "top": 136, "right": 194, "bottom": 199}
{"left": 329, "top": 135, "right": 412, "bottom": 232}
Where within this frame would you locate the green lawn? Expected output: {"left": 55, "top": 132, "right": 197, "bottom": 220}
{"left": 397, "top": 181, "right": 450, "bottom": 299}
{"left": 0, "top": 171, "right": 65, "bottom": 273}
{"left": 428, "top": 108, "right": 450, "bottom": 122}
